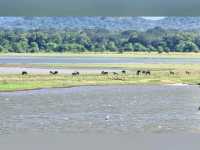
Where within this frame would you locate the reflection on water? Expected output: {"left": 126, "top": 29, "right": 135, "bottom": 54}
{"left": 0, "top": 85, "right": 200, "bottom": 134}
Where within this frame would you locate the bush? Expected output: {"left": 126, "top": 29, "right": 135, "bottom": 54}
{"left": 158, "top": 49, "right": 163, "bottom": 54}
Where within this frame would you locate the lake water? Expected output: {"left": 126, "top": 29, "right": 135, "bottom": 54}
{"left": 0, "top": 85, "right": 200, "bottom": 135}
{"left": 1, "top": 56, "right": 200, "bottom": 64}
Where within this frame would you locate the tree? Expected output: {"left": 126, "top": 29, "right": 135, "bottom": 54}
{"left": 46, "top": 42, "right": 57, "bottom": 51}
{"left": 176, "top": 41, "right": 199, "bottom": 52}
{"left": 12, "top": 43, "right": 23, "bottom": 53}
{"left": 29, "top": 42, "right": 39, "bottom": 53}
{"left": 0, "top": 27, "right": 199, "bottom": 53}
{"left": 163, "top": 34, "right": 183, "bottom": 51}
{"left": 194, "top": 36, "right": 200, "bottom": 49}
{"left": 0, "top": 45, "right": 4, "bottom": 52}
{"left": 146, "top": 45, "right": 156, "bottom": 51}
{"left": 12, "top": 41, "right": 29, "bottom": 53}
{"left": 124, "top": 43, "right": 134, "bottom": 51}
{"left": 76, "top": 33, "right": 91, "bottom": 46}
{"left": 35, "top": 32, "right": 47, "bottom": 49}
{"left": 133, "top": 43, "right": 147, "bottom": 51}
{"left": 49, "top": 33, "right": 62, "bottom": 44}
{"left": 128, "top": 33, "right": 139, "bottom": 44}
{"left": 106, "top": 41, "right": 117, "bottom": 51}
{"left": 1, "top": 39, "right": 11, "bottom": 51}
{"left": 94, "top": 43, "right": 106, "bottom": 52}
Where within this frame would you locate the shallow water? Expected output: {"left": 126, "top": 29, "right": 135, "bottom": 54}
{"left": 1, "top": 56, "right": 200, "bottom": 64}
{"left": 0, "top": 85, "right": 200, "bottom": 135}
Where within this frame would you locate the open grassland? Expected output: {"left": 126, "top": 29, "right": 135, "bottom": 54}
{"left": 1, "top": 67, "right": 200, "bottom": 92}
{"left": 2, "top": 52, "right": 200, "bottom": 58}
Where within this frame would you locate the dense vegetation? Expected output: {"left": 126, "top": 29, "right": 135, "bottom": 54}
{"left": 1, "top": 27, "right": 200, "bottom": 53}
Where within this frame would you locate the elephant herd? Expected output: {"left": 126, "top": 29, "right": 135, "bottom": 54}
{"left": 20, "top": 69, "right": 192, "bottom": 76}
{"left": 100, "top": 69, "right": 192, "bottom": 76}
{"left": 20, "top": 70, "right": 80, "bottom": 76}
{"left": 20, "top": 69, "right": 127, "bottom": 76}
{"left": 50, "top": 70, "right": 80, "bottom": 76}
{"left": 169, "top": 70, "right": 191, "bottom": 75}
{"left": 100, "top": 70, "right": 151, "bottom": 76}
{"left": 101, "top": 70, "right": 126, "bottom": 75}
{"left": 136, "top": 70, "right": 151, "bottom": 76}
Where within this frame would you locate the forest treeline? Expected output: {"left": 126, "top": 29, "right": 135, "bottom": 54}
{"left": 1, "top": 27, "right": 200, "bottom": 53}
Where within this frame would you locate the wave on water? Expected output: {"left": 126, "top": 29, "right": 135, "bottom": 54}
{"left": 165, "top": 83, "right": 190, "bottom": 86}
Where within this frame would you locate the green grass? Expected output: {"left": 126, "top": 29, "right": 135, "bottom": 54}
{"left": 2, "top": 52, "right": 200, "bottom": 58}
{"left": 0, "top": 71, "right": 200, "bottom": 92}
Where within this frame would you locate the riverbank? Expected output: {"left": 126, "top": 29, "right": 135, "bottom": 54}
{"left": 1, "top": 52, "right": 200, "bottom": 58}
{"left": 0, "top": 72, "right": 199, "bottom": 92}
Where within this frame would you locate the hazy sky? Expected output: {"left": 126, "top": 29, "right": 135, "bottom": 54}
{"left": 0, "top": 0, "right": 199, "bottom": 16}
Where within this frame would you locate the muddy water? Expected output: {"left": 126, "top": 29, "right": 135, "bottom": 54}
{"left": 0, "top": 85, "right": 200, "bottom": 135}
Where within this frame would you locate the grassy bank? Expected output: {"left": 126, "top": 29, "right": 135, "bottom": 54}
{"left": 2, "top": 52, "right": 200, "bottom": 58}
{"left": 0, "top": 71, "right": 200, "bottom": 92}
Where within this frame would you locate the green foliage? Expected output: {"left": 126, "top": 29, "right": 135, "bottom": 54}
{"left": 133, "top": 43, "right": 146, "bottom": 51}
{"left": 0, "top": 27, "right": 200, "bottom": 53}
{"left": 107, "top": 41, "right": 117, "bottom": 51}
{"left": 176, "top": 41, "right": 199, "bottom": 52}
{"left": 46, "top": 42, "right": 57, "bottom": 51}
{"left": 124, "top": 43, "right": 134, "bottom": 51}
{"left": 29, "top": 42, "right": 39, "bottom": 53}
{"left": 0, "top": 45, "right": 3, "bottom": 52}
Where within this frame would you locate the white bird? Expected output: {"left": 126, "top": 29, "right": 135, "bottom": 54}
{"left": 105, "top": 115, "right": 110, "bottom": 120}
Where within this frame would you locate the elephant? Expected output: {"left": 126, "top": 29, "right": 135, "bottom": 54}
{"left": 145, "top": 70, "right": 151, "bottom": 75}
{"left": 22, "top": 71, "right": 28, "bottom": 75}
{"left": 101, "top": 71, "right": 108, "bottom": 75}
{"left": 72, "top": 71, "right": 80, "bottom": 76}
{"left": 185, "top": 71, "right": 190, "bottom": 75}
{"left": 50, "top": 71, "right": 58, "bottom": 75}
{"left": 122, "top": 70, "right": 126, "bottom": 74}
{"left": 169, "top": 71, "right": 175, "bottom": 75}
{"left": 136, "top": 70, "right": 141, "bottom": 76}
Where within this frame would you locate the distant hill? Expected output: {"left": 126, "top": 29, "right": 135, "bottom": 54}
{"left": 0, "top": 17, "right": 200, "bottom": 31}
